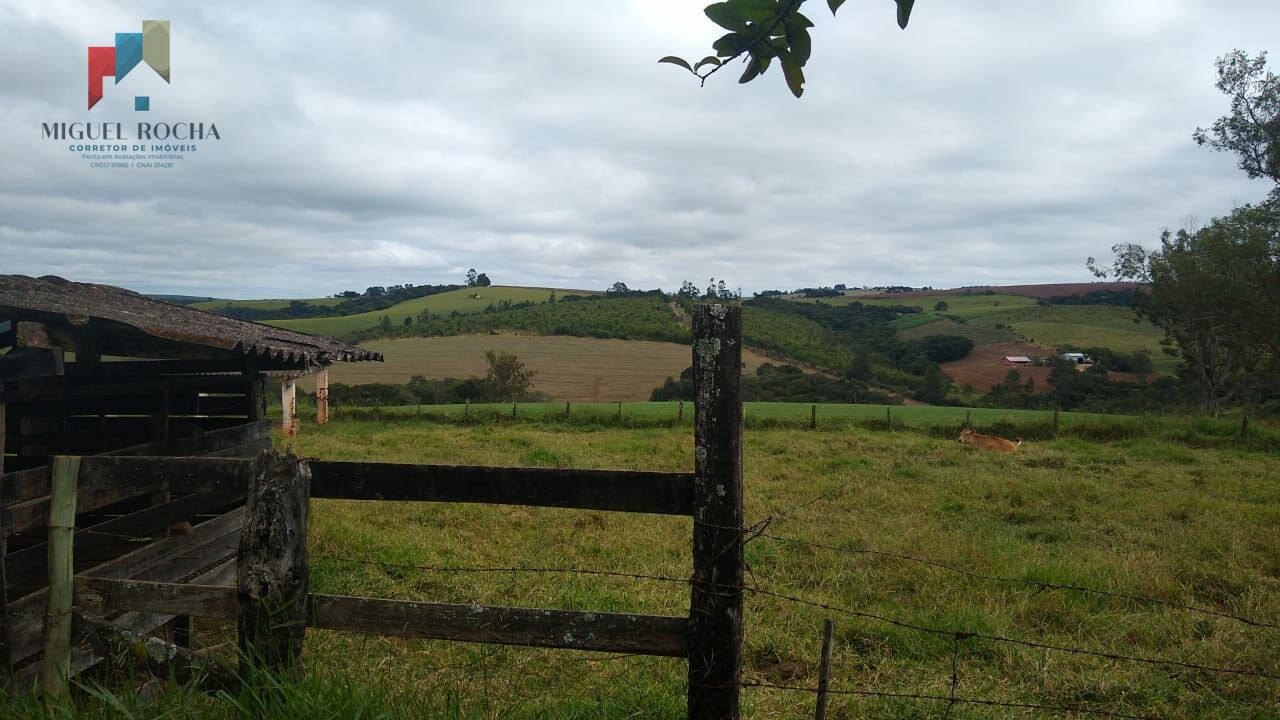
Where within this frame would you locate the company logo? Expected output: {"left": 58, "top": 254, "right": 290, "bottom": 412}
{"left": 88, "top": 20, "right": 169, "bottom": 111}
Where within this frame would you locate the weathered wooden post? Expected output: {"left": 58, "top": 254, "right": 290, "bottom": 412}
{"left": 512, "top": 401, "right": 518, "bottom": 419}
{"left": 565, "top": 401, "right": 571, "bottom": 417}
{"left": 40, "top": 456, "right": 80, "bottom": 702}
{"left": 1241, "top": 414, "right": 1250, "bottom": 438}
{"left": 965, "top": 409, "right": 971, "bottom": 428}
{"left": 810, "top": 404, "right": 816, "bottom": 430}
{"left": 815, "top": 618, "right": 835, "bottom": 720}
{"left": 316, "top": 370, "right": 330, "bottom": 426}
{"left": 238, "top": 451, "right": 310, "bottom": 681}
{"left": 281, "top": 377, "right": 298, "bottom": 437}
{"left": 617, "top": 401, "right": 623, "bottom": 421}
{"left": 678, "top": 401, "right": 684, "bottom": 423}
{"left": 688, "top": 304, "right": 744, "bottom": 720}
{"left": 0, "top": 401, "right": 9, "bottom": 680}
{"left": 885, "top": 406, "right": 892, "bottom": 430}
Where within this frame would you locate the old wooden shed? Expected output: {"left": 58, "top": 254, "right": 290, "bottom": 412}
{"left": 0, "top": 274, "right": 380, "bottom": 684}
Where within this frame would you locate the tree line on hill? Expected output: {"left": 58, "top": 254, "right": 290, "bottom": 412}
{"left": 212, "top": 283, "right": 465, "bottom": 321}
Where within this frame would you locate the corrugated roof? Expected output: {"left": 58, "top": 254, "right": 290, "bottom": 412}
{"left": 0, "top": 275, "right": 381, "bottom": 369}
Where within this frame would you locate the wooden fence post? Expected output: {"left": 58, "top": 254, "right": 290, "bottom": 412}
{"left": 965, "top": 409, "right": 971, "bottom": 428}
{"left": 810, "top": 404, "right": 816, "bottom": 430}
{"left": 565, "top": 401, "right": 571, "bottom": 417}
{"left": 238, "top": 451, "right": 310, "bottom": 681}
{"left": 281, "top": 377, "right": 298, "bottom": 437}
{"left": 512, "top": 402, "right": 518, "bottom": 419}
{"left": 1241, "top": 414, "right": 1250, "bottom": 438}
{"left": 617, "top": 401, "right": 623, "bottom": 421}
{"left": 678, "top": 401, "right": 684, "bottom": 423}
{"left": 885, "top": 406, "right": 891, "bottom": 430}
{"left": 688, "top": 304, "right": 744, "bottom": 720}
{"left": 815, "top": 618, "right": 835, "bottom": 720}
{"left": 0, "top": 401, "right": 10, "bottom": 680}
{"left": 41, "top": 455, "right": 80, "bottom": 703}
{"left": 316, "top": 370, "right": 329, "bottom": 426}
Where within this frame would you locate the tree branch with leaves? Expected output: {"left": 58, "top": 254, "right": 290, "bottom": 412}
{"left": 660, "top": 0, "right": 916, "bottom": 98}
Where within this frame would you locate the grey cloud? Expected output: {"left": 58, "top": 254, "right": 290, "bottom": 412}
{"left": 2, "top": 1, "right": 1278, "bottom": 297}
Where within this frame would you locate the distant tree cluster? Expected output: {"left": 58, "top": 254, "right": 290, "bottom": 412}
{"left": 651, "top": 363, "right": 898, "bottom": 404}
{"left": 466, "top": 269, "right": 492, "bottom": 288}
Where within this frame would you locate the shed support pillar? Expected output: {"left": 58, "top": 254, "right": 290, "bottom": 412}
{"left": 281, "top": 378, "right": 298, "bottom": 437}
{"left": 315, "top": 370, "right": 329, "bottom": 426}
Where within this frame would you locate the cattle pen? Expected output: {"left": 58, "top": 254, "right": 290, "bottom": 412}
{"left": 1, "top": 277, "right": 748, "bottom": 719}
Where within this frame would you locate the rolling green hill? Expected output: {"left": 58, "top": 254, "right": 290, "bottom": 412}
{"left": 265, "top": 286, "right": 597, "bottom": 337}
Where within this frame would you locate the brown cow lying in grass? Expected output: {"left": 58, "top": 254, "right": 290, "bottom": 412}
{"left": 958, "top": 427, "right": 1022, "bottom": 453}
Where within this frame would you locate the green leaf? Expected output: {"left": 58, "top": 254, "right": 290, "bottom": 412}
{"left": 897, "top": 0, "right": 915, "bottom": 29}
{"left": 828, "top": 0, "right": 848, "bottom": 14}
{"left": 738, "top": 52, "right": 772, "bottom": 84}
{"left": 731, "top": 0, "right": 782, "bottom": 23}
{"left": 712, "top": 32, "right": 752, "bottom": 57}
{"left": 694, "top": 56, "right": 723, "bottom": 72}
{"left": 778, "top": 49, "right": 805, "bottom": 97}
{"left": 658, "top": 56, "right": 694, "bottom": 73}
{"left": 783, "top": 14, "right": 812, "bottom": 65}
{"left": 705, "top": 3, "right": 751, "bottom": 32}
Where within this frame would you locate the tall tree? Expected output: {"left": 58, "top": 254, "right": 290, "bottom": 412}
{"left": 483, "top": 350, "right": 537, "bottom": 403}
{"left": 1193, "top": 51, "right": 1280, "bottom": 183}
{"left": 1090, "top": 195, "right": 1279, "bottom": 413}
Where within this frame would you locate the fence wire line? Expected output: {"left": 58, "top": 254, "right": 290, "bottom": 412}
{"left": 721, "top": 680, "right": 1168, "bottom": 720}
{"left": 308, "top": 552, "right": 1280, "bottom": 683}
{"left": 757, "top": 532, "right": 1280, "bottom": 630}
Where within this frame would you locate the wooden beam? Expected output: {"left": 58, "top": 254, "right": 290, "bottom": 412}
{"left": 237, "top": 452, "right": 309, "bottom": 679}
{"left": 0, "top": 350, "right": 64, "bottom": 382}
{"left": 0, "top": 374, "right": 251, "bottom": 405}
{"left": 75, "top": 611, "right": 238, "bottom": 693}
{"left": 5, "top": 492, "right": 242, "bottom": 589}
{"left": 308, "top": 596, "right": 688, "bottom": 657}
{"left": 76, "top": 577, "right": 237, "bottom": 619}
{"left": 4, "top": 507, "right": 245, "bottom": 667}
{"left": 687, "top": 304, "right": 745, "bottom": 720}
{"left": 309, "top": 461, "right": 694, "bottom": 516}
{"left": 2, "top": 457, "right": 253, "bottom": 536}
{"left": 67, "top": 578, "right": 689, "bottom": 658}
{"left": 40, "top": 455, "right": 79, "bottom": 702}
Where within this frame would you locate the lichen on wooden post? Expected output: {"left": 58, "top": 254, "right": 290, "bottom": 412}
{"left": 41, "top": 455, "right": 80, "bottom": 703}
{"left": 688, "top": 304, "right": 744, "bottom": 720}
{"left": 237, "top": 451, "right": 310, "bottom": 681}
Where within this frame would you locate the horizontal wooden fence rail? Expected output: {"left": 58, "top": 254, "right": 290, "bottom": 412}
{"left": 309, "top": 461, "right": 695, "bottom": 516}
{"left": 4, "top": 456, "right": 696, "bottom": 525}
{"left": 74, "top": 577, "right": 690, "bottom": 657}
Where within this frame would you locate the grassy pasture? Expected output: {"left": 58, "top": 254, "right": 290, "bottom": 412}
{"left": 266, "top": 287, "right": 597, "bottom": 338}
{"left": 967, "top": 305, "right": 1173, "bottom": 373}
{"left": 14, "top": 417, "right": 1280, "bottom": 718}
{"left": 323, "top": 335, "right": 774, "bottom": 401}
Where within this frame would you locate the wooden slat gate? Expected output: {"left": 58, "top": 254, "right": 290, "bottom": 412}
{"left": 22, "top": 305, "right": 745, "bottom": 719}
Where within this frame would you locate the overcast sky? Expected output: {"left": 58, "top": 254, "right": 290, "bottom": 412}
{"left": 2, "top": 1, "right": 1277, "bottom": 298}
